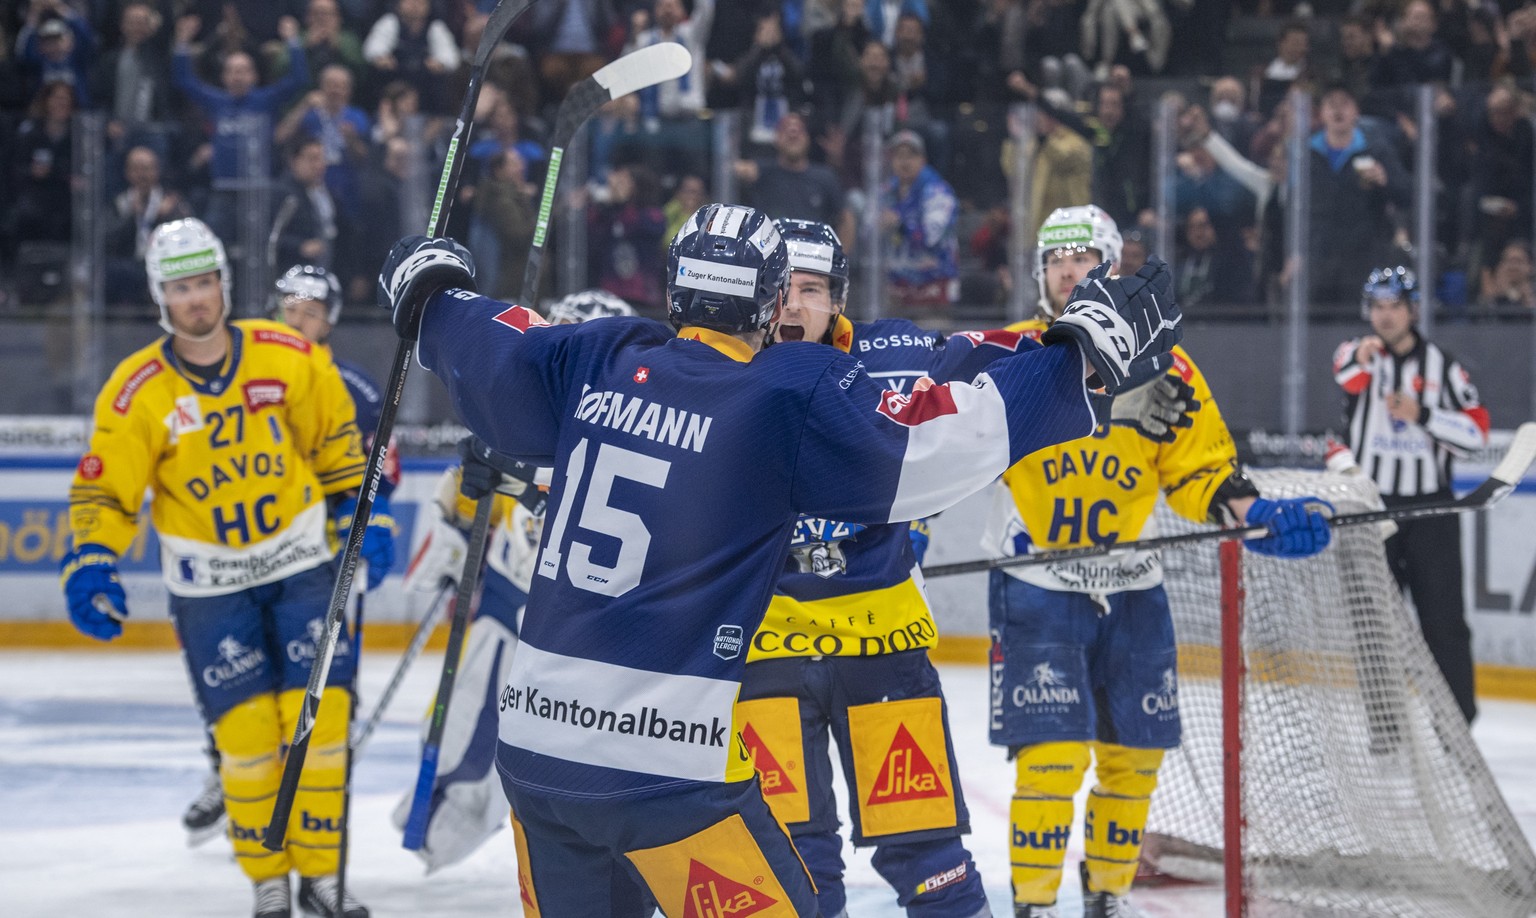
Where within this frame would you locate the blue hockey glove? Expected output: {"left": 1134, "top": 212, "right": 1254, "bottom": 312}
{"left": 908, "top": 519, "right": 932, "bottom": 566}
{"left": 60, "top": 544, "right": 128, "bottom": 641}
{"left": 1041, "top": 258, "right": 1183, "bottom": 394}
{"left": 1243, "top": 497, "right": 1335, "bottom": 558}
{"left": 336, "top": 495, "right": 396, "bottom": 590}
{"left": 378, "top": 235, "right": 476, "bottom": 340}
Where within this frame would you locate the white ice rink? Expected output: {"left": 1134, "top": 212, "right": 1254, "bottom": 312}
{"left": 2, "top": 651, "right": 1533, "bottom": 917}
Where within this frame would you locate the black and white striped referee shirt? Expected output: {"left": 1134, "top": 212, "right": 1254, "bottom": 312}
{"left": 1333, "top": 333, "right": 1489, "bottom": 497}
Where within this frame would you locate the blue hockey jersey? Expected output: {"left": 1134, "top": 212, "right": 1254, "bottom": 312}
{"left": 755, "top": 318, "right": 1030, "bottom": 661}
{"left": 416, "top": 293, "right": 1092, "bottom": 801}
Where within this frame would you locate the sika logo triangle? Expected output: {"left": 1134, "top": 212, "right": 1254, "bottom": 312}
{"left": 683, "top": 859, "right": 778, "bottom": 918}
{"left": 741, "top": 723, "right": 798, "bottom": 796}
{"left": 866, "top": 723, "right": 948, "bottom": 805}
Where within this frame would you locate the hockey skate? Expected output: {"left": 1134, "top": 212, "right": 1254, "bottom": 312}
{"left": 252, "top": 876, "right": 290, "bottom": 918}
{"left": 1013, "top": 903, "right": 1060, "bottom": 917}
{"left": 182, "top": 771, "right": 226, "bottom": 847}
{"left": 298, "top": 875, "right": 369, "bottom": 918}
{"left": 1080, "top": 862, "right": 1140, "bottom": 917}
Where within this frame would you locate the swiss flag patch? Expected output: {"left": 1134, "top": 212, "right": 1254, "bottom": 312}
{"left": 876, "top": 380, "right": 958, "bottom": 427}
{"left": 634, "top": 367, "right": 650, "bottom": 383}
{"left": 492, "top": 305, "right": 548, "bottom": 332}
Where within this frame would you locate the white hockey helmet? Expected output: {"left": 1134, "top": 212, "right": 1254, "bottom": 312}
{"left": 1033, "top": 204, "right": 1123, "bottom": 318}
{"left": 545, "top": 289, "right": 637, "bottom": 325}
{"left": 144, "top": 217, "right": 231, "bottom": 336}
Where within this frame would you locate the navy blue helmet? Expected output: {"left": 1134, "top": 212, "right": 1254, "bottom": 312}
{"left": 273, "top": 263, "right": 344, "bottom": 324}
{"left": 775, "top": 218, "right": 849, "bottom": 305}
{"left": 1360, "top": 265, "right": 1418, "bottom": 318}
{"left": 666, "top": 204, "right": 789, "bottom": 333}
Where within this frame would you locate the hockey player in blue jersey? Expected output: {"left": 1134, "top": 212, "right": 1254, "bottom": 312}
{"left": 377, "top": 201, "right": 1184, "bottom": 916}
{"left": 738, "top": 218, "right": 1018, "bottom": 918}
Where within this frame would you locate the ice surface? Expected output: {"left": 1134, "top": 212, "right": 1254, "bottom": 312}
{"left": 1, "top": 653, "right": 1531, "bottom": 917}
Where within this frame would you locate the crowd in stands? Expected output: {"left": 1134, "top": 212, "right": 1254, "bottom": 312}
{"left": 2, "top": 0, "right": 1535, "bottom": 320}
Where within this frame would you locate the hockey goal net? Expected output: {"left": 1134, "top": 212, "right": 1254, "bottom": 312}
{"left": 1142, "top": 467, "right": 1536, "bottom": 917}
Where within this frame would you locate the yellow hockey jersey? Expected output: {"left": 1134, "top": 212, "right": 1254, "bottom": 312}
{"left": 69, "top": 320, "right": 366, "bottom": 597}
{"left": 985, "top": 321, "right": 1239, "bottom": 594}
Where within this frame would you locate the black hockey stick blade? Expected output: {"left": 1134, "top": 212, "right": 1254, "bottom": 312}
{"left": 264, "top": 0, "right": 543, "bottom": 852}
{"left": 923, "top": 422, "right": 1536, "bottom": 579}
{"left": 520, "top": 42, "right": 693, "bottom": 305}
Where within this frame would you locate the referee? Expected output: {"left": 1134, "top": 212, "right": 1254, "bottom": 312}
{"left": 1332, "top": 266, "right": 1489, "bottom": 722}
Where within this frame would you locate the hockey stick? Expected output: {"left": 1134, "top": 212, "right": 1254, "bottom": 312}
{"left": 336, "top": 588, "right": 365, "bottom": 913}
{"left": 923, "top": 422, "right": 1536, "bottom": 579}
{"left": 401, "top": 450, "right": 496, "bottom": 850}
{"left": 350, "top": 582, "right": 452, "bottom": 757}
{"left": 518, "top": 41, "right": 693, "bottom": 307}
{"left": 264, "top": 0, "right": 541, "bottom": 852}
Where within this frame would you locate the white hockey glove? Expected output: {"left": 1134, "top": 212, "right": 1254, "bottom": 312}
{"left": 1110, "top": 372, "right": 1201, "bottom": 443}
{"left": 403, "top": 515, "right": 470, "bottom": 594}
{"left": 1041, "top": 257, "right": 1182, "bottom": 394}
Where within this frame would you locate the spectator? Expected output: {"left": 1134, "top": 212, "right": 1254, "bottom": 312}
{"left": 1080, "top": 0, "right": 1171, "bottom": 79}
{"left": 466, "top": 85, "right": 546, "bottom": 178}
{"left": 1332, "top": 14, "right": 1377, "bottom": 102}
{"left": 275, "top": 64, "right": 371, "bottom": 219}
{"left": 269, "top": 136, "right": 341, "bottom": 271}
{"left": 1027, "top": 90, "right": 1094, "bottom": 240}
{"left": 470, "top": 149, "right": 537, "bottom": 300}
{"left": 173, "top": 13, "right": 309, "bottom": 243}
{"left": 736, "top": 9, "right": 808, "bottom": 149}
{"left": 455, "top": 10, "right": 541, "bottom": 127}
{"left": 6, "top": 79, "right": 75, "bottom": 250}
{"left": 1257, "top": 20, "right": 1310, "bottom": 116}
{"left": 624, "top": 0, "right": 711, "bottom": 178}
{"left": 518, "top": 0, "right": 620, "bottom": 103}
{"left": 1464, "top": 83, "right": 1533, "bottom": 276}
{"left": 733, "top": 111, "right": 852, "bottom": 241}
{"left": 827, "top": 37, "right": 898, "bottom": 186}
{"left": 866, "top": 0, "right": 929, "bottom": 47}
{"left": 92, "top": 1, "right": 173, "bottom": 144}
{"left": 1175, "top": 205, "right": 1252, "bottom": 308}
{"left": 808, "top": 0, "right": 872, "bottom": 111}
{"left": 586, "top": 162, "right": 668, "bottom": 312}
{"left": 354, "top": 135, "right": 418, "bottom": 296}
{"left": 1208, "top": 76, "right": 1259, "bottom": 155}
{"left": 1333, "top": 266, "right": 1488, "bottom": 722}
{"left": 661, "top": 172, "right": 706, "bottom": 252}
{"left": 891, "top": 12, "right": 944, "bottom": 124}
{"left": 1476, "top": 238, "right": 1536, "bottom": 315}
{"left": 1172, "top": 138, "right": 1256, "bottom": 239}
{"left": 1307, "top": 84, "right": 1409, "bottom": 312}
{"left": 272, "top": 0, "right": 366, "bottom": 89}
{"left": 1091, "top": 80, "right": 1151, "bottom": 229}
{"left": 16, "top": 0, "right": 94, "bottom": 107}
{"left": 106, "top": 145, "right": 193, "bottom": 305}
{"left": 1371, "top": 0, "right": 1453, "bottom": 89}
{"left": 702, "top": 0, "right": 764, "bottom": 109}
{"left": 362, "top": 0, "right": 461, "bottom": 113}
{"left": 1009, "top": 0, "right": 1091, "bottom": 100}
{"left": 1120, "top": 226, "right": 1151, "bottom": 274}
{"left": 880, "top": 128, "right": 958, "bottom": 310}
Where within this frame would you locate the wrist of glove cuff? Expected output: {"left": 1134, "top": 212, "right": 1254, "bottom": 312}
{"left": 378, "top": 235, "right": 477, "bottom": 340}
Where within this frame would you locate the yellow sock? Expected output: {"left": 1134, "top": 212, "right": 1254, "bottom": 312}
{"left": 278, "top": 686, "right": 352, "bottom": 877}
{"left": 1083, "top": 743, "right": 1163, "bottom": 896}
{"left": 214, "top": 695, "right": 292, "bottom": 882}
{"left": 1009, "top": 741, "right": 1089, "bottom": 906}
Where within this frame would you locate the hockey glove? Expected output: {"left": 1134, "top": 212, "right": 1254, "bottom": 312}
{"left": 1041, "top": 257, "right": 1182, "bottom": 394}
{"left": 60, "top": 543, "right": 128, "bottom": 641}
{"left": 908, "top": 519, "right": 932, "bottom": 566}
{"left": 378, "top": 235, "right": 476, "bottom": 340}
{"left": 1243, "top": 497, "right": 1334, "bottom": 558}
{"left": 403, "top": 515, "right": 469, "bottom": 594}
{"left": 336, "top": 495, "right": 397, "bottom": 590}
{"left": 1110, "top": 373, "right": 1201, "bottom": 443}
{"left": 459, "top": 436, "right": 550, "bottom": 517}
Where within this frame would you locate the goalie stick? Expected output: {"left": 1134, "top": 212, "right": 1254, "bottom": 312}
{"left": 350, "top": 581, "right": 452, "bottom": 757}
{"left": 518, "top": 41, "right": 693, "bottom": 306}
{"left": 263, "top": 0, "right": 541, "bottom": 853}
{"left": 396, "top": 42, "right": 696, "bottom": 852}
{"left": 922, "top": 421, "right": 1536, "bottom": 579}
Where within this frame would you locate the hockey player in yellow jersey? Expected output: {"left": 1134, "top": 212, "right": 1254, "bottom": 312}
{"left": 986, "top": 205, "right": 1334, "bottom": 917}
{"left": 59, "top": 218, "right": 392, "bottom": 918}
